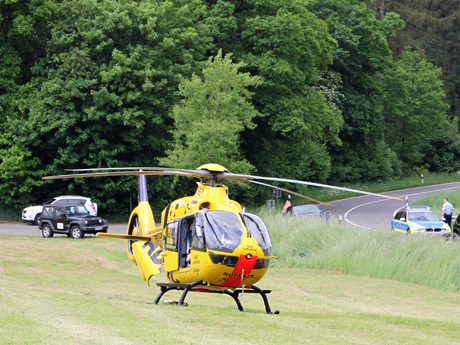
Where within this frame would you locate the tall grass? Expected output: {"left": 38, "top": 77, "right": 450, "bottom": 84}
{"left": 413, "top": 189, "right": 460, "bottom": 212}
{"left": 260, "top": 208, "right": 460, "bottom": 292}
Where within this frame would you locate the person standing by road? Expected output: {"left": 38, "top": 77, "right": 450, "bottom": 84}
{"left": 442, "top": 198, "right": 454, "bottom": 229}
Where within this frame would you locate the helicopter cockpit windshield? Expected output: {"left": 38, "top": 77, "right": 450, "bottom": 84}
{"left": 198, "top": 211, "right": 245, "bottom": 253}
{"left": 240, "top": 213, "right": 272, "bottom": 256}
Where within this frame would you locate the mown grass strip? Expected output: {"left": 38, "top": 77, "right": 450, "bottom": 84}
{"left": 2, "top": 234, "right": 460, "bottom": 344}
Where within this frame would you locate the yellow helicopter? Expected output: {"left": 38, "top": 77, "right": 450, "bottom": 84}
{"left": 43, "top": 163, "right": 399, "bottom": 313}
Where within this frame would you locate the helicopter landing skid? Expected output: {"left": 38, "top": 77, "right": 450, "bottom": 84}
{"left": 153, "top": 282, "right": 280, "bottom": 314}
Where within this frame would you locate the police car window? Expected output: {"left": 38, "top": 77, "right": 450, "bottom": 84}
{"left": 409, "top": 212, "right": 439, "bottom": 221}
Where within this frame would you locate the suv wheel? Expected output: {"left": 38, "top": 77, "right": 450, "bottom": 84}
{"left": 70, "top": 226, "right": 84, "bottom": 239}
{"left": 42, "top": 224, "right": 54, "bottom": 238}
{"left": 34, "top": 213, "right": 42, "bottom": 225}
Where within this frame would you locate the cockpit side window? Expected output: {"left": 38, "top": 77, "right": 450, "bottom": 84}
{"left": 241, "top": 213, "right": 272, "bottom": 256}
{"left": 164, "top": 222, "right": 178, "bottom": 251}
{"left": 191, "top": 220, "right": 205, "bottom": 251}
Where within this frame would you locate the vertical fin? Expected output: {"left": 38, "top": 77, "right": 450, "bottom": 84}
{"left": 137, "top": 174, "right": 155, "bottom": 237}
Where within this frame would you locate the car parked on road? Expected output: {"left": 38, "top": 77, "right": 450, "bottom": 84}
{"left": 22, "top": 195, "right": 98, "bottom": 226}
{"left": 38, "top": 204, "right": 108, "bottom": 239}
{"left": 450, "top": 214, "right": 460, "bottom": 235}
{"left": 285, "top": 204, "right": 331, "bottom": 221}
{"left": 391, "top": 205, "right": 452, "bottom": 236}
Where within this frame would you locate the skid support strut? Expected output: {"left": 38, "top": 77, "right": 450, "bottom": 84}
{"left": 154, "top": 282, "right": 279, "bottom": 314}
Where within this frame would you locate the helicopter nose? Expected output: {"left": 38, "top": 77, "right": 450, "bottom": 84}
{"left": 220, "top": 253, "right": 258, "bottom": 288}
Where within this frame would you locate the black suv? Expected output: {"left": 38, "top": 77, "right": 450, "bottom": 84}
{"left": 38, "top": 204, "right": 108, "bottom": 239}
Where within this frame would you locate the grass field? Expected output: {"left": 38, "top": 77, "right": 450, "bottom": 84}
{"left": 3, "top": 214, "right": 460, "bottom": 344}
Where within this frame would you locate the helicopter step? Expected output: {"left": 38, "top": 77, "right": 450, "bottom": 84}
{"left": 154, "top": 281, "right": 280, "bottom": 314}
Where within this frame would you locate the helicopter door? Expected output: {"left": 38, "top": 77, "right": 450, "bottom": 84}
{"left": 163, "top": 221, "right": 179, "bottom": 272}
{"left": 178, "top": 216, "right": 195, "bottom": 268}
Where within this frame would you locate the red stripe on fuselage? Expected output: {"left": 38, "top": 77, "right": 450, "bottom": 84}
{"left": 221, "top": 254, "right": 258, "bottom": 287}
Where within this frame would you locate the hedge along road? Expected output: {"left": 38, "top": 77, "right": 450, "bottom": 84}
{"left": 2, "top": 182, "right": 460, "bottom": 236}
{"left": 320, "top": 181, "right": 460, "bottom": 231}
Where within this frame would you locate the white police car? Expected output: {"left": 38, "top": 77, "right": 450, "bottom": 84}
{"left": 391, "top": 205, "right": 451, "bottom": 236}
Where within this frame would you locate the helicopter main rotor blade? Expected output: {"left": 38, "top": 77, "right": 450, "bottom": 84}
{"left": 219, "top": 173, "right": 402, "bottom": 201}
{"left": 42, "top": 170, "right": 201, "bottom": 180}
{"left": 243, "top": 179, "right": 335, "bottom": 206}
{"left": 96, "top": 232, "right": 153, "bottom": 241}
{"left": 64, "top": 167, "right": 213, "bottom": 180}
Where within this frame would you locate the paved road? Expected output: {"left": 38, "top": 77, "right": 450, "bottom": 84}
{"left": 321, "top": 181, "right": 460, "bottom": 230}
{"left": 1, "top": 182, "right": 460, "bottom": 236}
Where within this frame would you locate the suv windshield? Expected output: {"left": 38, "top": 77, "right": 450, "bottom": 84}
{"left": 65, "top": 205, "right": 89, "bottom": 215}
{"left": 198, "top": 211, "right": 245, "bottom": 253}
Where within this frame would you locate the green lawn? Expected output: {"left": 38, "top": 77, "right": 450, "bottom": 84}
{"left": 2, "top": 234, "right": 460, "bottom": 344}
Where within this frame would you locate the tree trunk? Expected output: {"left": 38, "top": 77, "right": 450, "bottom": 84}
{"left": 443, "top": 37, "right": 448, "bottom": 87}
{"left": 436, "top": 33, "right": 440, "bottom": 68}
{"left": 450, "top": 44, "right": 456, "bottom": 119}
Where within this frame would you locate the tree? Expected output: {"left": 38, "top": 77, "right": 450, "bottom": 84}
{"left": 4, "top": 0, "right": 211, "bottom": 212}
{"left": 367, "top": 0, "right": 460, "bottom": 120}
{"left": 381, "top": 49, "right": 449, "bottom": 169}
{"left": 0, "top": 0, "right": 53, "bottom": 207}
{"left": 159, "top": 50, "right": 261, "bottom": 174}
{"left": 308, "top": 0, "right": 404, "bottom": 182}
{"left": 422, "top": 121, "right": 460, "bottom": 173}
{"left": 204, "top": 0, "right": 343, "bottom": 183}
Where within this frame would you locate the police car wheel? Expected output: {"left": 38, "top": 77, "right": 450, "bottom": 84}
{"left": 391, "top": 226, "right": 395, "bottom": 232}
{"left": 406, "top": 228, "right": 411, "bottom": 235}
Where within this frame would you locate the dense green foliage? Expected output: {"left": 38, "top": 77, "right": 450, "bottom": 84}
{"left": 204, "top": 0, "right": 343, "bottom": 183}
{"left": 159, "top": 50, "right": 261, "bottom": 174}
{"left": 381, "top": 49, "right": 449, "bottom": 169}
{"left": 308, "top": 0, "right": 403, "bottom": 182}
{"left": 0, "top": 0, "right": 457, "bottom": 213}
